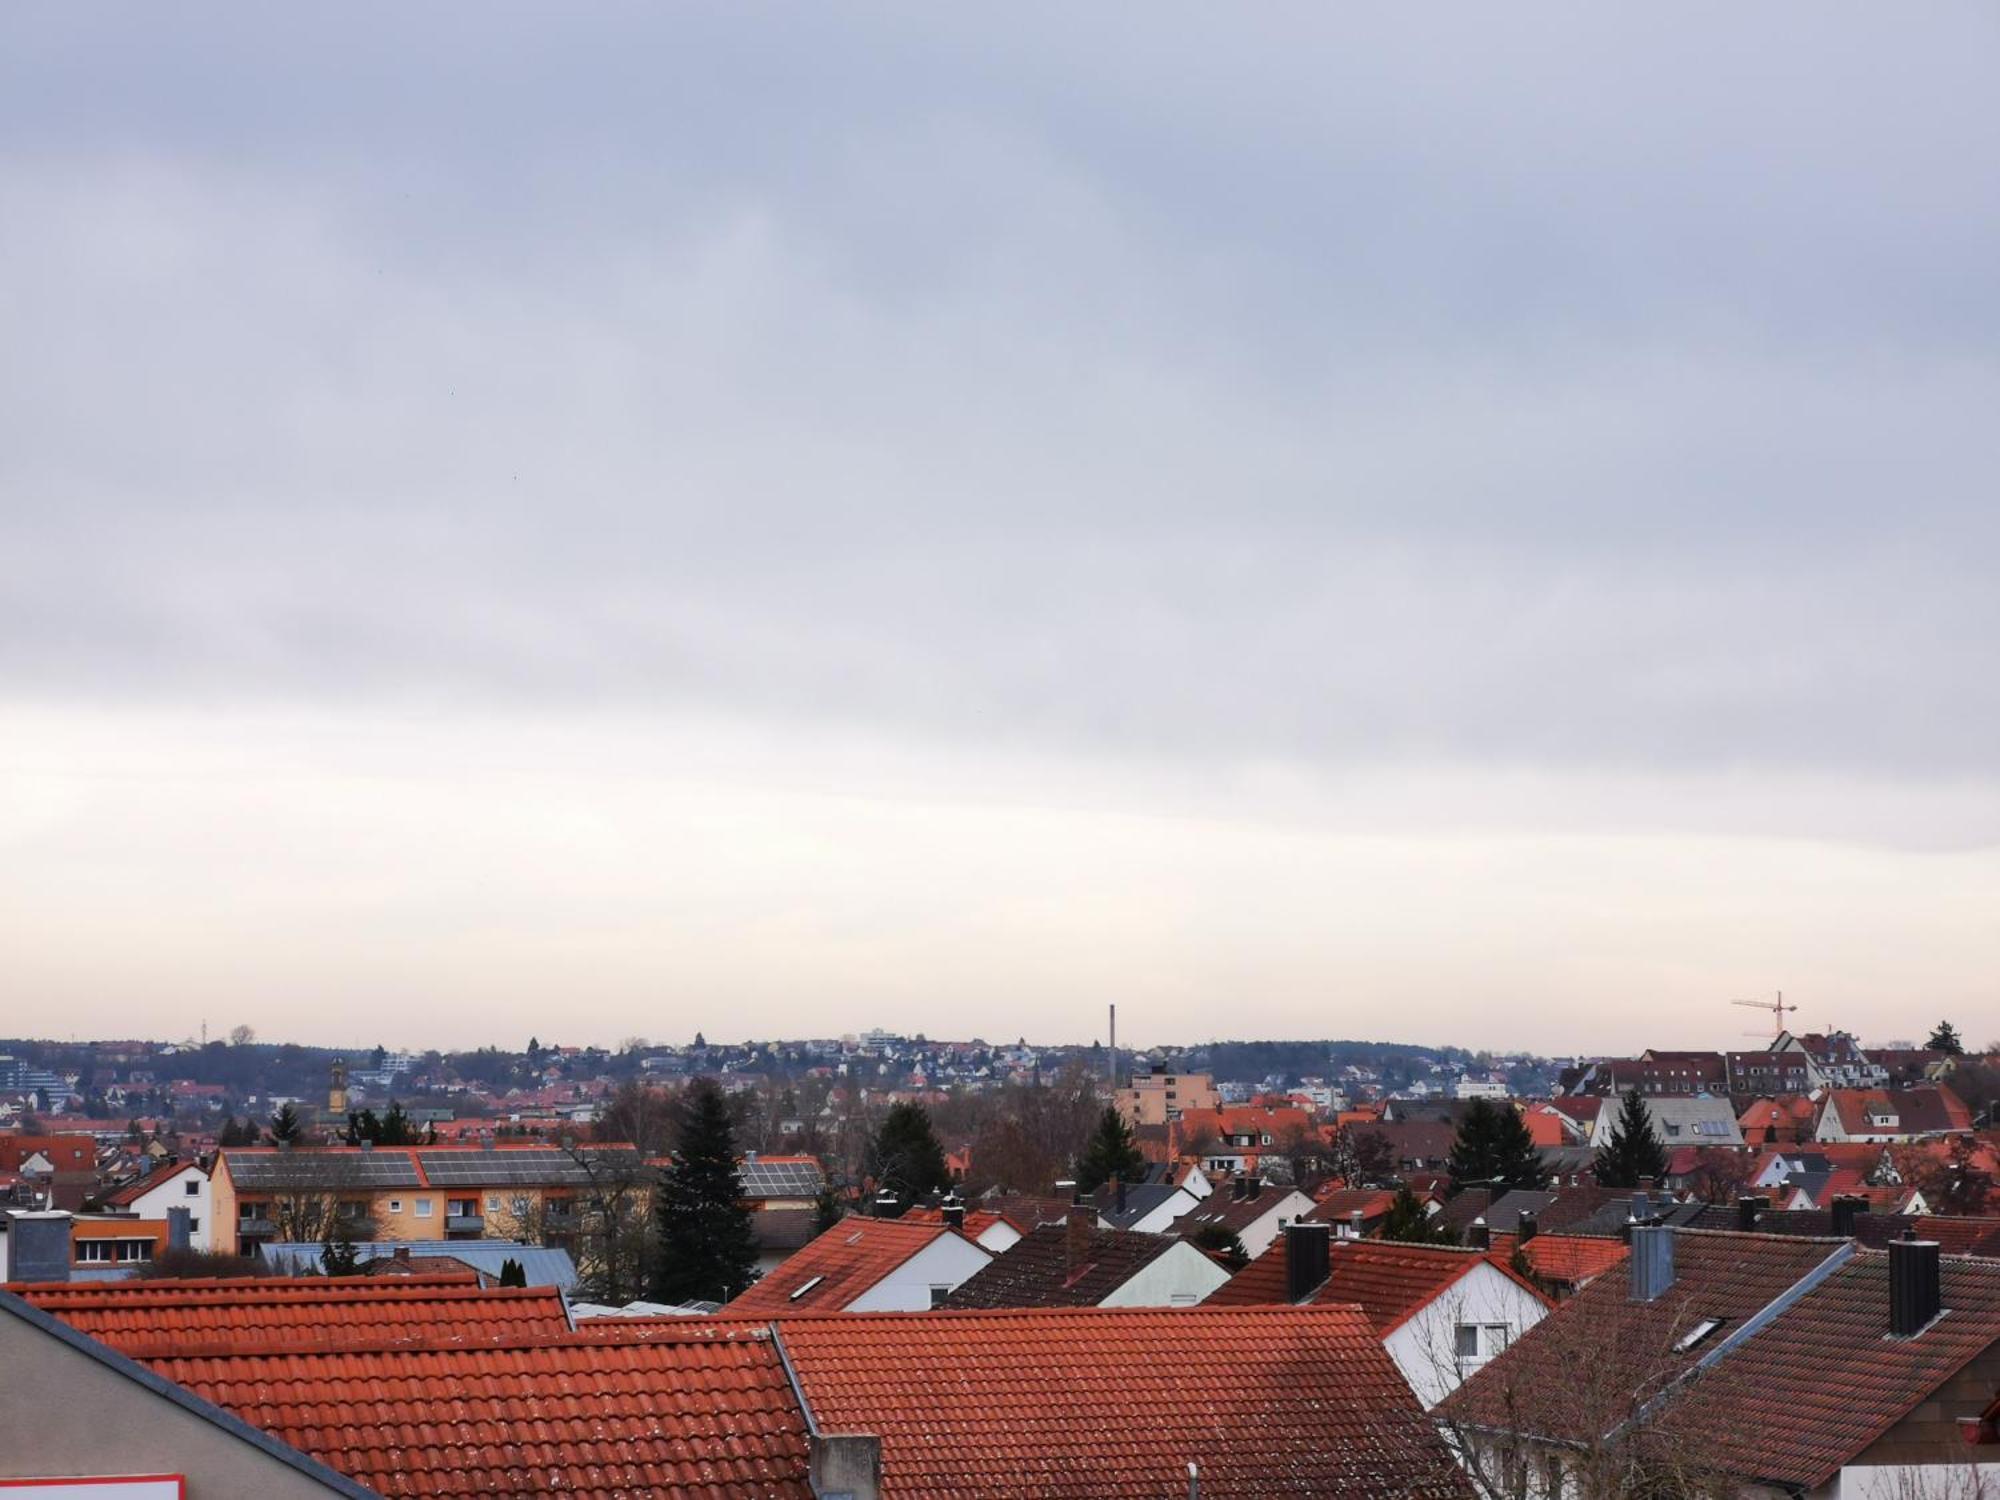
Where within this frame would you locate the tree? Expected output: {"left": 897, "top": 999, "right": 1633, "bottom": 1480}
{"left": 651, "top": 1078, "right": 759, "bottom": 1306}
{"left": 268, "top": 1102, "right": 303, "bottom": 1145}
{"left": 228, "top": 1024, "right": 255, "bottom": 1048}
{"left": 1379, "top": 1184, "right": 1456, "bottom": 1245}
{"left": 1188, "top": 1221, "right": 1249, "bottom": 1269}
{"left": 375, "top": 1101, "right": 418, "bottom": 1146}
{"left": 1911, "top": 1136, "right": 1996, "bottom": 1216}
{"left": 1593, "top": 1089, "right": 1669, "bottom": 1189}
{"left": 498, "top": 1256, "right": 527, "bottom": 1288}
{"left": 1074, "top": 1106, "right": 1145, "bottom": 1194}
{"left": 866, "top": 1102, "right": 952, "bottom": 1212}
{"left": 1929, "top": 1020, "right": 1966, "bottom": 1056}
{"left": 322, "top": 1224, "right": 361, "bottom": 1277}
{"left": 1686, "top": 1146, "right": 1753, "bottom": 1204}
{"left": 1448, "top": 1099, "right": 1544, "bottom": 1193}
{"left": 1328, "top": 1122, "right": 1395, "bottom": 1188}
{"left": 812, "top": 1181, "right": 845, "bottom": 1236}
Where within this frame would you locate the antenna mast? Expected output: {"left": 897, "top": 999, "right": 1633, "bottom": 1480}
{"left": 1730, "top": 990, "right": 1796, "bottom": 1040}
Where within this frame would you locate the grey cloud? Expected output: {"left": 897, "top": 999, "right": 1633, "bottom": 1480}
{"left": 3, "top": 4, "right": 1998, "bottom": 806}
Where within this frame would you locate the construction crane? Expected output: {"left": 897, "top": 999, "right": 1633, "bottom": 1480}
{"left": 1732, "top": 991, "right": 1796, "bottom": 1040}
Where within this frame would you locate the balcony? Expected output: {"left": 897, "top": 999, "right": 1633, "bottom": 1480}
{"left": 446, "top": 1214, "right": 484, "bottom": 1237}
{"left": 236, "top": 1216, "right": 273, "bottom": 1238}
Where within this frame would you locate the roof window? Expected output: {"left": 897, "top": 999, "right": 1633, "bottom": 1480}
{"left": 789, "top": 1275, "right": 825, "bottom": 1300}
{"left": 1672, "top": 1317, "right": 1722, "bottom": 1353}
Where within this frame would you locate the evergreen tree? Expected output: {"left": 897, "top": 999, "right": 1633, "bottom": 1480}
{"left": 651, "top": 1078, "right": 760, "bottom": 1306}
{"left": 1378, "top": 1184, "right": 1456, "bottom": 1245}
{"left": 1593, "top": 1088, "right": 1669, "bottom": 1189}
{"left": 268, "top": 1102, "right": 303, "bottom": 1144}
{"left": 343, "top": 1109, "right": 381, "bottom": 1146}
{"left": 498, "top": 1257, "right": 527, "bottom": 1288}
{"left": 376, "top": 1101, "right": 417, "bottom": 1146}
{"left": 1074, "top": 1106, "right": 1146, "bottom": 1194}
{"left": 866, "top": 1102, "right": 952, "bottom": 1212}
{"left": 1928, "top": 1020, "right": 1966, "bottom": 1056}
{"left": 1188, "top": 1221, "right": 1249, "bottom": 1269}
{"left": 1489, "top": 1103, "right": 1549, "bottom": 1193}
{"left": 322, "top": 1225, "right": 361, "bottom": 1277}
{"left": 1445, "top": 1098, "right": 1502, "bottom": 1192}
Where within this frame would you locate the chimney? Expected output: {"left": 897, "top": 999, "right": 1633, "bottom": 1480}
{"left": 1283, "top": 1222, "right": 1332, "bottom": 1303}
{"left": 1232, "top": 1176, "right": 1248, "bottom": 1203}
{"left": 873, "top": 1190, "right": 902, "bottom": 1218}
{"left": 1890, "top": 1236, "right": 1942, "bottom": 1337}
{"left": 1830, "top": 1193, "right": 1867, "bottom": 1239}
{"left": 1348, "top": 1209, "right": 1364, "bottom": 1239}
{"left": 393, "top": 1245, "right": 411, "bottom": 1262}
{"left": 1054, "top": 1179, "right": 1076, "bottom": 1199}
{"left": 1629, "top": 1224, "right": 1675, "bottom": 1302}
{"left": 8, "top": 1212, "right": 72, "bottom": 1282}
{"left": 809, "top": 1434, "right": 882, "bottom": 1500}
{"left": 942, "top": 1202, "right": 966, "bottom": 1231}
{"left": 165, "top": 1205, "right": 192, "bottom": 1253}
{"left": 1517, "top": 1209, "right": 1538, "bottom": 1244}
{"left": 1115, "top": 1178, "right": 1127, "bottom": 1216}
{"left": 358, "top": 1139, "right": 373, "bottom": 1152}
{"left": 1466, "top": 1217, "right": 1490, "bottom": 1251}
{"left": 1065, "top": 1200, "right": 1095, "bottom": 1270}
{"left": 1247, "top": 1177, "right": 1263, "bottom": 1203}
{"left": 1735, "top": 1194, "right": 1768, "bottom": 1232}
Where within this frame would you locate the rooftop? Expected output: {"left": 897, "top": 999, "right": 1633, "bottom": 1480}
{"left": 720, "top": 1216, "right": 966, "bottom": 1315}
{"left": 776, "top": 1306, "right": 1465, "bottom": 1497}
{"left": 1208, "top": 1236, "right": 1543, "bottom": 1335}
{"left": 944, "top": 1223, "right": 1183, "bottom": 1309}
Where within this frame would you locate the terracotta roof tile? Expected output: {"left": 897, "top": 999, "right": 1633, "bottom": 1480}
{"left": 719, "top": 1216, "right": 963, "bottom": 1315}
{"left": 777, "top": 1306, "right": 1466, "bottom": 1497}
{"left": 1648, "top": 1250, "right": 2000, "bottom": 1487}
{"left": 140, "top": 1331, "right": 813, "bottom": 1497}
{"left": 18, "top": 1276, "right": 569, "bottom": 1355}
{"left": 1511, "top": 1234, "right": 1629, "bottom": 1287}
{"left": 1209, "top": 1237, "right": 1546, "bottom": 1335}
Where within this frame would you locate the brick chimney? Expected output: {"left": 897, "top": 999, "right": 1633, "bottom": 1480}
{"left": 1065, "top": 1194, "right": 1095, "bottom": 1270}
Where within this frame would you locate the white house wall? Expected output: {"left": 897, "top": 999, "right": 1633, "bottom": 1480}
{"left": 1384, "top": 1262, "right": 1552, "bottom": 1410}
{"left": 1234, "top": 1190, "right": 1316, "bottom": 1261}
{"left": 842, "top": 1234, "right": 993, "bottom": 1312}
{"left": 974, "top": 1221, "right": 1022, "bottom": 1253}
{"left": 1097, "top": 1242, "right": 1231, "bottom": 1308}
{"left": 125, "top": 1167, "right": 213, "bottom": 1253}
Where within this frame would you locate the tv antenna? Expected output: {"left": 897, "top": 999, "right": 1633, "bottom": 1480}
{"left": 1732, "top": 991, "right": 1795, "bottom": 1040}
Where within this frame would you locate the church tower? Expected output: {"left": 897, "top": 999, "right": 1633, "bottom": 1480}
{"left": 328, "top": 1058, "right": 348, "bottom": 1115}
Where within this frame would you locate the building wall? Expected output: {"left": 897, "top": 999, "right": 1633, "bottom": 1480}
{"left": 974, "top": 1221, "right": 1023, "bottom": 1254}
{"left": 0, "top": 1304, "right": 357, "bottom": 1497}
{"left": 1841, "top": 1340, "right": 2000, "bottom": 1479}
{"left": 1116, "top": 1073, "right": 1219, "bottom": 1128}
{"left": 1234, "top": 1190, "right": 1317, "bottom": 1261}
{"left": 1098, "top": 1242, "right": 1230, "bottom": 1308}
{"left": 125, "top": 1168, "right": 213, "bottom": 1252}
{"left": 1124, "top": 1188, "right": 1199, "bottom": 1235}
{"left": 844, "top": 1235, "right": 993, "bottom": 1312}
{"left": 1384, "top": 1262, "right": 1553, "bottom": 1410}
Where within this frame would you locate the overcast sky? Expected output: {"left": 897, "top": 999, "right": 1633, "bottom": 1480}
{"left": 4, "top": 5, "right": 1998, "bottom": 1055}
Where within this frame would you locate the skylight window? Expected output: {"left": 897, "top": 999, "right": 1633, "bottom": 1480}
{"left": 1673, "top": 1318, "right": 1722, "bottom": 1352}
{"left": 789, "top": 1275, "right": 825, "bottom": 1300}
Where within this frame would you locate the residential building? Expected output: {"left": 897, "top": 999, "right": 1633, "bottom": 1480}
{"left": 719, "top": 1217, "right": 992, "bottom": 1314}
{"left": 210, "top": 1142, "right": 642, "bottom": 1256}
{"left": 1174, "top": 1176, "right": 1315, "bottom": 1261}
{"left": 257, "top": 1238, "right": 580, "bottom": 1290}
{"left": 1207, "top": 1223, "right": 1552, "bottom": 1406}
{"left": 0, "top": 1289, "right": 371, "bottom": 1498}
{"left": 944, "top": 1221, "right": 1229, "bottom": 1309}
{"left": 1815, "top": 1084, "right": 1973, "bottom": 1143}
{"left": 1585, "top": 1094, "right": 1743, "bottom": 1151}
{"left": 98, "top": 1160, "right": 212, "bottom": 1252}
{"left": 1115, "top": 1064, "right": 1219, "bottom": 1127}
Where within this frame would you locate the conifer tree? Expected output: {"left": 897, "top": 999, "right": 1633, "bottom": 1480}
{"left": 1490, "top": 1103, "right": 1549, "bottom": 1193}
{"left": 1928, "top": 1020, "right": 1966, "bottom": 1056}
{"left": 1378, "top": 1184, "right": 1456, "bottom": 1245}
{"left": 1593, "top": 1088, "right": 1669, "bottom": 1188}
{"left": 866, "top": 1102, "right": 952, "bottom": 1213}
{"left": 498, "top": 1256, "right": 527, "bottom": 1287}
{"left": 1445, "top": 1098, "right": 1502, "bottom": 1191}
{"left": 268, "top": 1102, "right": 303, "bottom": 1145}
{"left": 1074, "top": 1106, "right": 1146, "bottom": 1194}
{"left": 651, "top": 1078, "right": 759, "bottom": 1306}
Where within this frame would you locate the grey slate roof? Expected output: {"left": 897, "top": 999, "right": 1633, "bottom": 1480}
{"left": 257, "top": 1239, "right": 579, "bottom": 1290}
{"left": 1088, "top": 1181, "right": 1185, "bottom": 1230}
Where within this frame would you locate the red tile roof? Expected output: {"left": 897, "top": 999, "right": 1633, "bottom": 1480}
{"left": 719, "top": 1217, "right": 966, "bottom": 1315}
{"left": 776, "top": 1306, "right": 1465, "bottom": 1497}
{"left": 1209, "top": 1237, "right": 1546, "bottom": 1335}
{"left": 18, "top": 1276, "right": 569, "bottom": 1355}
{"left": 99, "top": 1161, "right": 202, "bottom": 1208}
{"left": 1649, "top": 1249, "right": 2000, "bottom": 1487}
{"left": 0, "top": 1134, "right": 96, "bottom": 1174}
{"left": 1509, "top": 1233, "right": 1629, "bottom": 1288}
{"left": 1439, "top": 1230, "right": 1848, "bottom": 1445}
{"left": 141, "top": 1331, "right": 813, "bottom": 1497}
{"left": 1307, "top": 1188, "right": 1398, "bottom": 1226}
